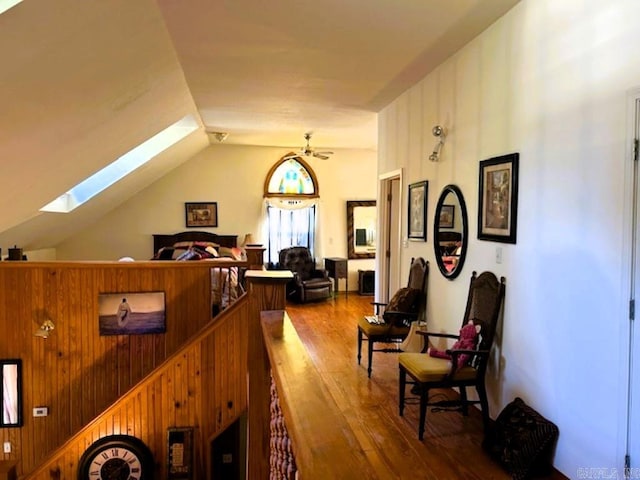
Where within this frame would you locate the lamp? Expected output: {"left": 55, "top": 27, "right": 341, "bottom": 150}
{"left": 34, "top": 319, "right": 55, "bottom": 339}
{"left": 428, "top": 125, "right": 446, "bottom": 162}
{"left": 242, "top": 233, "right": 260, "bottom": 247}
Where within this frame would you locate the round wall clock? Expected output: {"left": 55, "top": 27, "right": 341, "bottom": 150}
{"left": 77, "top": 434, "right": 154, "bottom": 480}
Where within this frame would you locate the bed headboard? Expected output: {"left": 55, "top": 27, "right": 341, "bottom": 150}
{"left": 153, "top": 231, "right": 238, "bottom": 253}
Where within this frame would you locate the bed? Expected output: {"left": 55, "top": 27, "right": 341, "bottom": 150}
{"left": 152, "top": 231, "right": 244, "bottom": 315}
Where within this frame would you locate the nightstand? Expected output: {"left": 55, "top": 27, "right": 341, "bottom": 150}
{"left": 324, "top": 257, "right": 348, "bottom": 296}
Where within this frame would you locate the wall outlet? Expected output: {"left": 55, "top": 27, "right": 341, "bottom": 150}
{"left": 33, "top": 406, "right": 48, "bottom": 417}
{"left": 3, "top": 442, "right": 10, "bottom": 453}
{"left": 495, "top": 246, "right": 503, "bottom": 264}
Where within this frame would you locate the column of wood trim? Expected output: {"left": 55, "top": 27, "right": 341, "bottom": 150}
{"left": 245, "top": 271, "right": 292, "bottom": 480}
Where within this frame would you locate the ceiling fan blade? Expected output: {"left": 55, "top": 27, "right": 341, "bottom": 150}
{"left": 313, "top": 153, "right": 331, "bottom": 160}
{"left": 282, "top": 153, "right": 301, "bottom": 160}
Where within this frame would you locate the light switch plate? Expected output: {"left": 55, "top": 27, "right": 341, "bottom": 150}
{"left": 3, "top": 442, "right": 10, "bottom": 453}
{"left": 33, "top": 406, "right": 48, "bottom": 417}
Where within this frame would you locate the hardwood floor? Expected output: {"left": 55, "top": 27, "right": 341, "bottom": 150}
{"left": 284, "top": 293, "right": 566, "bottom": 480}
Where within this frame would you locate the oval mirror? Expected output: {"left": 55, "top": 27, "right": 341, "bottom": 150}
{"left": 433, "top": 185, "right": 468, "bottom": 279}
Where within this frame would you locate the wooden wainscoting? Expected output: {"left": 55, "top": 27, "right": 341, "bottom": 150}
{"left": 0, "top": 261, "right": 243, "bottom": 477}
{"left": 24, "top": 292, "right": 249, "bottom": 479}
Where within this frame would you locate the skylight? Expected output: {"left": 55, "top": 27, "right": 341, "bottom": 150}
{"left": 0, "top": 0, "right": 22, "bottom": 15}
{"left": 41, "top": 114, "right": 199, "bottom": 213}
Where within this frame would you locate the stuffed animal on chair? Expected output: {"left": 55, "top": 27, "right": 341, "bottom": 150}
{"left": 428, "top": 320, "right": 481, "bottom": 369}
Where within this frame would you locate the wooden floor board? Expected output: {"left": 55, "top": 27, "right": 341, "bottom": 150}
{"left": 285, "top": 294, "right": 566, "bottom": 480}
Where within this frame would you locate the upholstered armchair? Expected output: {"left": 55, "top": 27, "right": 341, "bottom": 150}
{"left": 278, "top": 246, "right": 333, "bottom": 302}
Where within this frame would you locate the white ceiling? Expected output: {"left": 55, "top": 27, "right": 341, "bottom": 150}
{"left": 0, "top": 0, "right": 519, "bottom": 250}
{"left": 158, "top": 0, "right": 519, "bottom": 150}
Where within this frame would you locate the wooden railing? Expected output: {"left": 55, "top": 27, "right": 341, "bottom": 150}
{"left": 259, "top": 310, "right": 379, "bottom": 479}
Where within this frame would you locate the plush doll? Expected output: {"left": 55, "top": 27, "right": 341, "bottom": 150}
{"left": 428, "top": 320, "right": 481, "bottom": 369}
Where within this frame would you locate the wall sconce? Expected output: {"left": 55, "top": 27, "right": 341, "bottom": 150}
{"left": 428, "top": 125, "right": 447, "bottom": 162}
{"left": 34, "top": 319, "right": 55, "bottom": 339}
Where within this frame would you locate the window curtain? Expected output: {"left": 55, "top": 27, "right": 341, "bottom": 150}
{"left": 262, "top": 197, "right": 318, "bottom": 266}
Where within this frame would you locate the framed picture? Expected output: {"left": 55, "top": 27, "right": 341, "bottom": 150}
{"left": 167, "top": 427, "right": 194, "bottom": 479}
{"left": 478, "top": 153, "right": 519, "bottom": 244}
{"left": 185, "top": 202, "right": 218, "bottom": 228}
{"left": 408, "top": 180, "right": 428, "bottom": 241}
{"left": 439, "top": 204, "right": 455, "bottom": 228}
{"left": 0, "top": 359, "right": 22, "bottom": 427}
{"left": 98, "top": 292, "right": 166, "bottom": 336}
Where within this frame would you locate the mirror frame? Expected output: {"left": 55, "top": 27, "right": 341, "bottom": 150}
{"left": 347, "top": 200, "right": 376, "bottom": 259}
{"left": 1, "top": 358, "right": 22, "bottom": 427}
{"left": 433, "top": 184, "right": 468, "bottom": 280}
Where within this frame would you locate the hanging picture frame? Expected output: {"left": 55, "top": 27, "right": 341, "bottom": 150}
{"left": 408, "top": 180, "right": 428, "bottom": 241}
{"left": 477, "top": 153, "right": 519, "bottom": 244}
{"left": 185, "top": 202, "right": 218, "bottom": 228}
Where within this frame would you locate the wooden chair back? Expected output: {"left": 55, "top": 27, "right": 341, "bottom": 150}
{"left": 461, "top": 271, "right": 506, "bottom": 367}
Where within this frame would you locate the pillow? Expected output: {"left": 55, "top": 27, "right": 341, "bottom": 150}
{"left": 194, "top": 241, "right": 219, "bottom": 249}
{"left": 386, "top": 287, "right": 421, "bottom": 313}
{"left": 218, "top": 246, "right": 243, "bottom": 260}
{"left": 173, "top": 241, "right": 193, "bottom": 249}
{"left": 154, "top": 247, "right": 175, "bottom": 260}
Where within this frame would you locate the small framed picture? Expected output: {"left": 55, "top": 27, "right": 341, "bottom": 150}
{"left": 98, "top": 292, "right": 166, "bottom": 336}
{"left": 185, "top": 202, "right": 218, "bottom": 228}
{"left": 439, "top": 204, "right": 455, "bottom": 228}
{"left": 408, "top": 180, "right": 428, "bottom": 241}
{"left": 478, "top": 153, "right": 519, "bottom": 244}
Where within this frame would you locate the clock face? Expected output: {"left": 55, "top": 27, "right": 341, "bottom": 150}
{"left": 78, "top": 435, "right": 153, "bottom": 480}
{"left": 88, "top": 447, "right": 142, "bottom": 480}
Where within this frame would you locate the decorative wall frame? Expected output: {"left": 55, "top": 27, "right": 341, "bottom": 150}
{"left": 477, "top": 153, "right": 519, "bottom": 244}
{"left": 408, "top": 180, "right": 428, "bottom": 241}
{"left": 439, "top": 204, "right": 455, "bottom": 228}
{"left": 98, "top": 292, "right": 166, "bottom": 336}
{"left": 185, "top": 202, "right": 218, "bottom": 228}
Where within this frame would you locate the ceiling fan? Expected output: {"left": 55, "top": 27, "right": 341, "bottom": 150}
{"left": 284, "top": 132, "right": 334, "bottom": 160}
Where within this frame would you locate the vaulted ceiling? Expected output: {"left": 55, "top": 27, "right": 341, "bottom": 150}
{"left": 0, "top": 0, "right": 519, "bottom": 251}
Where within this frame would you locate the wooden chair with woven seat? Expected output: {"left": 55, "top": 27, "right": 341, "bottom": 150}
{"left": 357, "top": 257, "right": 428, "bottom": 378}
{"left": 398, "top": 271, "right": 505, "bottom": 440}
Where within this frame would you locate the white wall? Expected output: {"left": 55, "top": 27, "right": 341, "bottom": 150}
{"left": 56, "top": 143, "right": 377, "bottom": 289}
{"left": 380, "top": 0, "right": 639, "bottom": 476}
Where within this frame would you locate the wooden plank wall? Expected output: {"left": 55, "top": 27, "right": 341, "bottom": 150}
{"left": 0, "top": 261, "right": 241, "bottom": 477}
{"left": 24, "top": 296, "right": 249, "bottom": 479}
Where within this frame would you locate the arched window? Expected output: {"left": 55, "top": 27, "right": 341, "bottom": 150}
{"left": 263, "top": 155, "right": 320, "bottom": 265}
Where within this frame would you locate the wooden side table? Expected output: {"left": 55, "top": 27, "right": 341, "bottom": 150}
{"left": 324, "top": 257, "right": 348, "bottom": 296}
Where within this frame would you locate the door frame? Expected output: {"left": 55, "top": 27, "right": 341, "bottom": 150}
{"left": 377, "top": 169, "right": 403, "bottom": 302}
{"left": 621, "top": 88, "right": 640, "bottom": 472}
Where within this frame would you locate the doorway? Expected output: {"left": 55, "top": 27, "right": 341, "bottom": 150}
{"left": 210, "top": 415, "right": 246, "bottom": 479}
{"left": 377, "top": 170, "right": 402, "bottom": 302}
